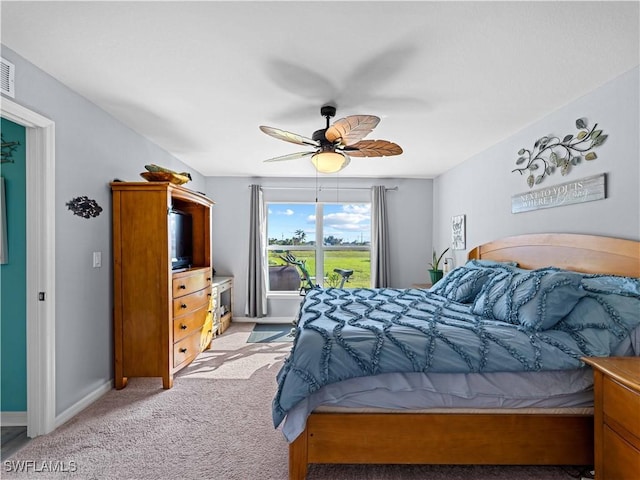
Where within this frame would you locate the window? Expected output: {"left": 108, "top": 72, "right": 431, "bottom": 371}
{"left": 267, "top": 202, "right": 371, "bottom": 293}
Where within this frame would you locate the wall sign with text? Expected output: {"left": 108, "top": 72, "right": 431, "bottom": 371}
{"left": 511, "top": 173, "right": 606, "bottom": 214}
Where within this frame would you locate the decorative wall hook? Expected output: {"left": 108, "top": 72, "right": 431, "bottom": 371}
{"left": 512, "top": 118, "right": 607, "bottom": 188}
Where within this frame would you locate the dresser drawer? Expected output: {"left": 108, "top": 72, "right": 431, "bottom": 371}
{"left": 173, "top": 304, "right": 210, "bottom": 342}
{"left": 172, "top": 269, "right": 212, "bottom": 297}
{"left": 172, "top": 287, "right": 211, "bottom": 317}
{"left": 173, "top": 332, "right": 202, "bottom": 369}
{"left": 604, "top": 375, "right": 640, "bottom": 439}
{"left": 603, "top": 425, "right": 640, "bottom": 480}
{"left": 173, "top": 325, "right": 214, "bottom": 369}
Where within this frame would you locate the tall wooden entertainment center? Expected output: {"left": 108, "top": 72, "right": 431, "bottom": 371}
{"left": 111, "top": 181, "right": 216, "bottom": 389}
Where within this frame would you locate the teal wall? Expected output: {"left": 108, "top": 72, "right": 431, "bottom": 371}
{"left": 0, "top": 118, "right": 27, "bottom": 412}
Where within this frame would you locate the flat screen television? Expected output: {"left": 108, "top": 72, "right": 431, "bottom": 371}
{"left": 169, "top": 208, "right": 193, "bottom": 270}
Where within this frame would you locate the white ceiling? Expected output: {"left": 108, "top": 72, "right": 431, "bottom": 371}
{"left": 1, "top": 1, "right": 638, "bottom": 178}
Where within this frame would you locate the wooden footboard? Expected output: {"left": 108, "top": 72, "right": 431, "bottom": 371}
{"left": 289, "top": 412, "right": 594, "bottom": 480}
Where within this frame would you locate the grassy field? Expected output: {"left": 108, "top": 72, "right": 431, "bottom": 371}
{"left": 268, "top": 250, "right": 371, "bottom": 289}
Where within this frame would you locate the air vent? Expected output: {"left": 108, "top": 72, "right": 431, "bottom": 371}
{"left": 1, "top": 57, "right": 15, "bottom": 98}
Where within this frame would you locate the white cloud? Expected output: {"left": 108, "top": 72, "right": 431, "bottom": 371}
{"left": 323, "top": 211, "right": 371, "bottom": 236}
{"left": 342, "top": 204, "right": 371, "bottom": 215}
{"left": 277, "top": 208, "right": 294, "bottom": 216}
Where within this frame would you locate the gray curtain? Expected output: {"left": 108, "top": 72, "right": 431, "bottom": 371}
{"left": 245, "top": 185, "right": 267, "bottom": 317}
{"left": 371, "top": 185, "right": 390, "bottom": 287}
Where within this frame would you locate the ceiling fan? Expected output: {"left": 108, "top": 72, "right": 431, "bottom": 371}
{"left": 259, "top": 105, "right": 403, "bottom": 174}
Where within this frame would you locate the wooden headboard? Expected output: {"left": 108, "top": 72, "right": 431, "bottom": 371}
{"left": 468, "top": 233, "right": 640, "bottom": 277}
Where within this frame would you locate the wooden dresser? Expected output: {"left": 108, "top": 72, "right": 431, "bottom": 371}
{"left": 111, "top": 181, "right": 215, "bottom": 389}
{"left": 582, "top": 357, "right": 640, "bottom": 480}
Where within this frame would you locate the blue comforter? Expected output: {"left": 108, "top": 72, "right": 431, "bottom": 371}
{"left": 272, "top": 282, "right": 640, "bottom": 428}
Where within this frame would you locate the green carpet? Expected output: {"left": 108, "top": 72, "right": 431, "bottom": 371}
{"left": 247, "top": 323, "right": 295, "bottom": 343}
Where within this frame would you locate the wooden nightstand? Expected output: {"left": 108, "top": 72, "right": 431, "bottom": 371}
{"left": 582, "top": 357, "right": 640, "bottom": 480}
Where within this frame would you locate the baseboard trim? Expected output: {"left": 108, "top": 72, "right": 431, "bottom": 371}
{"left": 1, "top": 411, "right": 27, "bottom": 426}
{"left": 55, "top": 380, "right": 112, "bottom": 428}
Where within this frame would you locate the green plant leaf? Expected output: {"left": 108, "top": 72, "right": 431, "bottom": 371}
{"left": 518, "top": 148, "right": 526, "bottom": 155}
{"left": 576, "top": 118, "right": 587, "bottom": 129}
{"left": 527, "top": 174, "right": 534, "bottom": 188}
{"left": 529, "top": 163, "right": 539, "bottom": 171}
{"left": 585, "top": 152, "right": 597, "bottom": 161}
{"left": 562, "top": 134, "right": 573, "bottom": 143}
{"left": 535, "top": 175, "right": 544, "bottom": 185}
{"left": 561, "top": 163, "right": 570, "bottom": 175}
{"left": 591, "top": 130, "right": 602, "bottom": 139}
{"left": 516, "top": 156, "right": 526, "bottom": 165}
{"left": 577, "top": 131, "right": 588, "bottom": 139}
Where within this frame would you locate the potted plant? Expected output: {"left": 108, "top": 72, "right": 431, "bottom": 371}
{"left": 428, "top": 247, "right": 450, "bottom": 284}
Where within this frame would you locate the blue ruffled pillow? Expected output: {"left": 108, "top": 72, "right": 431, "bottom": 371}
{"left": 429, "top": 266, "right": 497, "bottom": 303}
{"left": 472, "top": 268, "right": 586, "bottom": 331}
{"left": 554, "top": 276, "right": 640, "bottom": 356}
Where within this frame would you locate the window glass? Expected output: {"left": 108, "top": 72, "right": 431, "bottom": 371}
{"left": 267, "top": 202, "right": 371, "bottom": 292}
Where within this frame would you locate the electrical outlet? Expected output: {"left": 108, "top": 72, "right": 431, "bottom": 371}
{"left": 92, "top": 251, "right": 102, "bottom": 268}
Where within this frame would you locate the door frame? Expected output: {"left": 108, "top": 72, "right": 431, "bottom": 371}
{"left": 1, "top": 97, "right": 56, "bottom": 437}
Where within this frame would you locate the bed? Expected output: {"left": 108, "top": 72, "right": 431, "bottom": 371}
{"left": 272, "top": 233, "right": 640, "bottom": 480}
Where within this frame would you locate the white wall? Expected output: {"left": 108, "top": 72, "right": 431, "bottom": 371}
{"left": 1, "top": 46, "right": 205, "bottom": 416}
{"left": 434, "top": 67, "right": 640, "bottom": 268}
{"left": 205, "top": 176, "right": 433, "bottom": 320}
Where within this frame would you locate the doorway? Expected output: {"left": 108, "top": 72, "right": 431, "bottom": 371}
{"left": 1, "top": 98, "right": 56, "bottom": 437}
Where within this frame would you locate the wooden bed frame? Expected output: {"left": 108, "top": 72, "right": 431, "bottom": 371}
{"left": 288, "top": 233, "right": 640, "bottom": 479}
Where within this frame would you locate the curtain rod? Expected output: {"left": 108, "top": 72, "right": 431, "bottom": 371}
{"left": 250, "top": 186, "right": 398, "bottom": 191}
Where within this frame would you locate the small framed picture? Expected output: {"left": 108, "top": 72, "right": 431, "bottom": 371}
{"left": 451, "top": 214, "right": 465, "bottom": 250}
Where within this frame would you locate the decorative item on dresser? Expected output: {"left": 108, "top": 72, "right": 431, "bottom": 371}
{"left": 582, "top": 357, "right": 640, "bottom": 480}
{"left": 111, "top": 181, "right": 215, "bottom": 389}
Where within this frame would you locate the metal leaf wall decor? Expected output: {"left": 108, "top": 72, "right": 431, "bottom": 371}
{"left": 66, "top": 196, "right": 103, "bottom": 219}
{"left": 512, "top": 118, "right": 607, "bottom": 188}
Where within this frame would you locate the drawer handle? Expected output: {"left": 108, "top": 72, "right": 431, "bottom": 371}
{"left": 208, "top": 293, "right": 212, "bottom": 297}
{"left": 180, "top": 324, "right": 187, "bottom": 330}
{"left": 178, "top": 284, "right": 186, "bottom": 290}
{"left": 180, "top": 303, "right": 188, "bottom": 309}
{"left": 179, "top": 347, "right": 187, "bottom": 353}
{"left": 207, "top": 277, "right": 212, "bottom": 281}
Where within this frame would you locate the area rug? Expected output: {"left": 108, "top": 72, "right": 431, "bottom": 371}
{"left": 247, "top": 323, "right": 295, "bottom": 343}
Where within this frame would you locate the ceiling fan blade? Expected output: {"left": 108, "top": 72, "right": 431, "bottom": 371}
{"left": 265, "top": 59, "right": 338, "bottom": 102}
{"left": 260, "top": 126, "right": 319, "bottom": 147}
{"left": 343, "top": 140, "right": 403, "bottom": 157}
{"left": 325, "top": 115, "right": 380, "bottom": 146}
{"left": 263, "top": 151, "right": 315, "bottom": 163}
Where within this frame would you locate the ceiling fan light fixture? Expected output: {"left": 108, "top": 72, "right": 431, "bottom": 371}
{"left": 311, "top": 151, "right": 348, "bottom": 173}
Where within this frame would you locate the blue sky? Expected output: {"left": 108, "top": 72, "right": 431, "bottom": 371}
{"left": 267, "top": 203, "right": 371, "bottom": 244}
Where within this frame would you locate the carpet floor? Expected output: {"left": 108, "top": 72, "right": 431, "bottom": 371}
{"left": 3, "top": 323, "right": 592, "bottom": 479}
